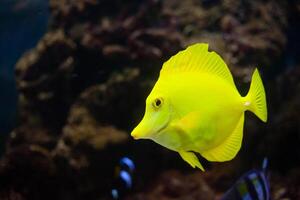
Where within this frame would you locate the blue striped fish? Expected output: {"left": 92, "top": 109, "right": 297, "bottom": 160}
{"left": 221, "top": 158, "right": 270, "bottom": 200}
{"left": 111, "top": 157, "right": 135, "bottom": 200}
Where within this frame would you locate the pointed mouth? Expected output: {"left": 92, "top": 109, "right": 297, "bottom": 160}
{"left": 131, "top": 119, "right": 169, "bottom": 140}
{"left": 131, "top": 133, "right": 138, "bottom": 140}
{"left": 131, "top": 129, "right": 140, "bottom": 140}
{"left": 131, "top": 109, "right": 171, "bottom": 140}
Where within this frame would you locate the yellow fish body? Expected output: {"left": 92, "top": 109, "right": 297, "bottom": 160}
{"left": 131, "top": 43, "right": 267, "bottom": 171}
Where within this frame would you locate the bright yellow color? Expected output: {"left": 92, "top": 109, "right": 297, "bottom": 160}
{"left": 131, "top": 43, "right": 267, "bottom": 171}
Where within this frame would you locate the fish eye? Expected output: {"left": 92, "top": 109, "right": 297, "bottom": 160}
{"left": 153, "top": 98, "right": 163, "bottom": 109}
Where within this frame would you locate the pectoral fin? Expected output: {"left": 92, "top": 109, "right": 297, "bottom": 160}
{"left": 201, "top": 114, "right": 244, "bottom": 162}
{"left": 179, "top": 151, "right": 205, "bottom": 171}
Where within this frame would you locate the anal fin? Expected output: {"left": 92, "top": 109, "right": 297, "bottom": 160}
{"left": 179, "top": 151, "right": 205, "bottom": 171}
{"left": 201, "top": 114, "right": 244, "bottom": 162}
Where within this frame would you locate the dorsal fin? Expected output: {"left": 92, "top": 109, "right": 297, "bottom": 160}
{"left": 160, "top": 43, "right": 235, "bottom": 85}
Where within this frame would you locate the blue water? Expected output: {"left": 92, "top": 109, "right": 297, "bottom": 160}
{"left": 0, "top": 0, "right": 49, "bottom": 140}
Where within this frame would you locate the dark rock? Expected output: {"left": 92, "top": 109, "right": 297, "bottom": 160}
{"left": 14, "top": 30, "right": 76, "bottom": 135}
{"left": 125, "top": 170, "right": 215, "bottom": 200}
{"left": 0, "top": 145, "right": 58, "bottom": 200}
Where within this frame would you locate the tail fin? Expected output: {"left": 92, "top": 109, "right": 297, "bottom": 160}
{"left": 245, "top": 68, "right": 267, "bottom": 122}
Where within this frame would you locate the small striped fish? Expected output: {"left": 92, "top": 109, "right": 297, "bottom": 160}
{"left": 111, "top": 157, "right": 135, "bottom": 200}
{"left": 221, "top": 158, "right": 270, "bottom": 200}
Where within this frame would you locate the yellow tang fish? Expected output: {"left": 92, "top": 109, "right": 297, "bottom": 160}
{"left": 131, "top": 43, "right": 267, "bottom": 171}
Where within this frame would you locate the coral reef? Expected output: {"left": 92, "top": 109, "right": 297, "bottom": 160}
{"left": 0, "top": 0, "right": 299, "bottom": 199}
{"left": 126, "top": 170, "right": 215, "bottom": 200}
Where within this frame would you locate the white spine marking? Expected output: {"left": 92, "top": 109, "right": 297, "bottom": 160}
{"left": 244, "top": 101, "right": 251, "bottom": 106}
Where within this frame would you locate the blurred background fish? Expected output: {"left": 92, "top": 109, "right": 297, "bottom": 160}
{"left": 111, "top": 157, "right": 135, "bottom": 200}
{"left": 221, "top": 158, "right": 270, "bottom": 200}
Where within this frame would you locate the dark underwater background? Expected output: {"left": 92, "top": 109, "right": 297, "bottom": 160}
{"left": 0, "top": 0, "right": 299, "bottom": 199}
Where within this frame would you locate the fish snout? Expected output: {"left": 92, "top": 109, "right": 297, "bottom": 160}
{"left": 131, "top": 128, "right": 140, "bottom": 140}
{"left": 131, "top": 131, "right": 138, "bottom": 140}
{"left": 131, "top": 123, "right": 150, "bottom": 140}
